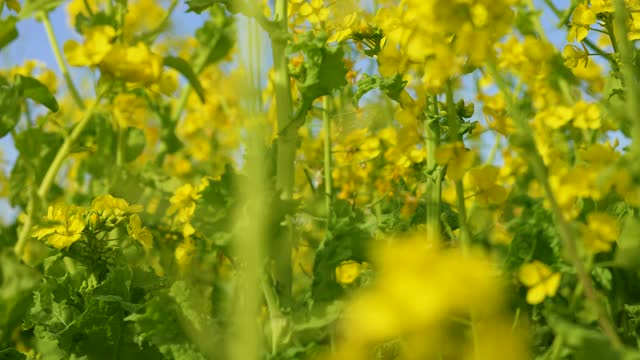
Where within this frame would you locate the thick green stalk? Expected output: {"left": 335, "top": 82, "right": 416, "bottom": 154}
{"left": 486, "top": 62, "right": 623, "bottom": 350}
{"left": 445, "top": 84, "right": 478, "bottom": 359}
{"left": 323, "top": 96, "right": 333, "bottom": 216}
{"left": 38, "top": 98, "right": 102, "bottom": 200}
{"left": 425, "top": 96, "right": 442, "bottom": 241}
{"left": 272, "top": 0, "right": 296, "bottom": 198}
{"left": 230, "top": 17, "right": 266, "bottom": 360}
{"left": 612, "top": 0, "right": 640, "bottom": 158}
{"left": 270, "top": 0, "right": 294, "bottom": 306}
{"left": 40, "top": 12, "right": 85, "bottom": 110}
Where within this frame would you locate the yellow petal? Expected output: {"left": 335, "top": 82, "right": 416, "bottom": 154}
{"left": 64, "top": 40, "right": 90, "bottom": 67}
{"left": 526, "top": 285, "right": 547, "bottom": 305}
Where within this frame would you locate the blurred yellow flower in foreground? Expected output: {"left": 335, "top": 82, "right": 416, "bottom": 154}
{"left": 330, "top": 234, "right": 527, "bottom": 359}
{"left": 518, "top": 260, "right": 561, "bottom": 304}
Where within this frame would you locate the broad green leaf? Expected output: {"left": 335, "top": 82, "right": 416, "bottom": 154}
{"left": 354, "top": 73, "right": 407, "bottom": 106}
{"left": 194, "top": 6, "right": 235, "bottom": 68}
{"left": 74, "top": 11, "right": 116, "bottom": 35}
{"left": 289, "top": 32, "right": 348, "bottom": 118}
{"left": 18, "top": 0, "right": 65, "bottom": 19}
{"left": 0, "top": 76, "right": 20, "bottom": 138}
{"left": 186, "top": 0, "right": 218, "bottom": 13}
{"left": 124, "top": 127, "right": 146, "bottom": 162}
{"left": 15, "top": 75, "right": 59, "bottom": 112}
{"left": 311, "top": 200, "right": 372, "bottom": 305}
{"left": 0, "top": 16, "right": 18, "bottom": 51}
{"left": 615, "top": 216, "right": 640, "bottom": 269}
{"left": 164, "top": 56, "right": 206, "bottom": 103}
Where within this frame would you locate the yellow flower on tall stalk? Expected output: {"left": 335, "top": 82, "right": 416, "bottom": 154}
{"left": 64, "top": 25, "right": 117, "bottom": 67}
{"left": 64, "top": 25, "right": 163, "bottom": 84}
{"left": 100, "top": 42, "right": 163, "bottom": 84}
{"left": 32, "top": 203, "right": 86, "bottom": 249}
{"left": 567, "top": 4, "right": 596, "bottom": 43}
{"left": 518, "top": 260, "right": 561, "bottom": 305}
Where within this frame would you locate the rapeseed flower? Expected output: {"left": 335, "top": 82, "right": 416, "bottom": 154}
{"left": 518, "top": 260, "right": 561, "bottom": 304}
{"left": 32, "top": 203, "right": 86, "bottom": 249}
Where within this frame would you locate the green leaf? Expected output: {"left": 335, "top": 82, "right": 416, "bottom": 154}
{"left": 185, "top": 0, "right": 217, "bottom": 13}
{"left": 0, "top": 349, "right": 26, "bottom": 360}
{"left": 163, "top": 56, "right": 206, "bottom": 103}
{"left": 194, "top": 6, "right": 235, "bottom": 68}
{"left": 0, "top": 76, "right": 20, "bottom": 138}
{"left": 311, "top": 200, "right": 373, "bottom": 305}
{"left": 288, "top": 32, "right": 349, "bottom": 121}
{"left": 353, "top": 73, "right": 407, "bottom": 106}
{"left": 15, "top": 75, "right": 59, "bottom": 112}
{"left": 0, "top": 16, "right": 18, "bottom": 51}
{"left": 124, "top": 127, "right": 146, "bottom": 162}
{"left": 18, "top": 0, "right": 65, "bottom": 19}
{"left": 615, "top": 216, "right": 640, "bottom": 269}
{"left": 74, "top": 11, "right": 116, "bottom": 35}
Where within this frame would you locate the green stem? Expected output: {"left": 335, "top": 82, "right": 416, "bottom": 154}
{"left": 425, "top": 96, "right": 442, "bottom": 241}
{"left": 612, "top": 0, "right": 640, "bottom": 158}
{"left": 38, "top": 95, "right": 102, "bottom": 200}
{"left": 486, "top": 61, "right": 623, "bottom": 351}
{"left": 40, "top": 12, "right": 85, "bottom": 110}
{"left": 323, "top": 96, "right": 333, "bottom": 216}
{"left": 445, "top": 83, "right": 478, "bottom": 359}
{"left": 231, "top": 16, "right": 266, "bottom": 360}
{"left": 271, "top": 0, "right": 294, "bottom": 307}
{"left": 116, "top": 126, "right": 126, "bottom": 166}
{"left": 14, "top": 193, "right": 35, "bottom": 257}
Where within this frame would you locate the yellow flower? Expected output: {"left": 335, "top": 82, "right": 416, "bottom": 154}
{"left": 32, "top": 203, "right": 86, "bottom": 249}
{"left": 166, "top": 181, "right": 207, "bottom": 223}
{"left": 535, "top": 105, "right": 573, "bottom": 129}
{"left": 100, "top": 42, "right": 163, "bottom": 84}
{"left": 435, "top": 142, "right": 475, "bottom": 181}
{"left": 567, "top": 4, "right": 596, "bottom": 43}
{"left": 91, "top": 194, "right": 143, "bottom": 225}
{"left": 582, "top": 212, "right": 620, "bottom": 253}
{"left": 175, "top": 238, "right": 195, "bottom": 269}
{"left": 128, "top": 214, "right": 153, "bottom": 249}
{"left": 562, "top": 44, "right": 589, "bottom": 68}
{"left": 335, "top": 260, "right": 366, "bottom": 285}
{"left": 572, "top": 101, "right": 601, "bottom": 129}
{"left": 112, "top": 93, "right": 148, "bottom": 128}
{"left": 518, "top": 260, "right": 561, "bottom": 305}
{"left": 64, "top": 25, "right": 116, "bottom": 67}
